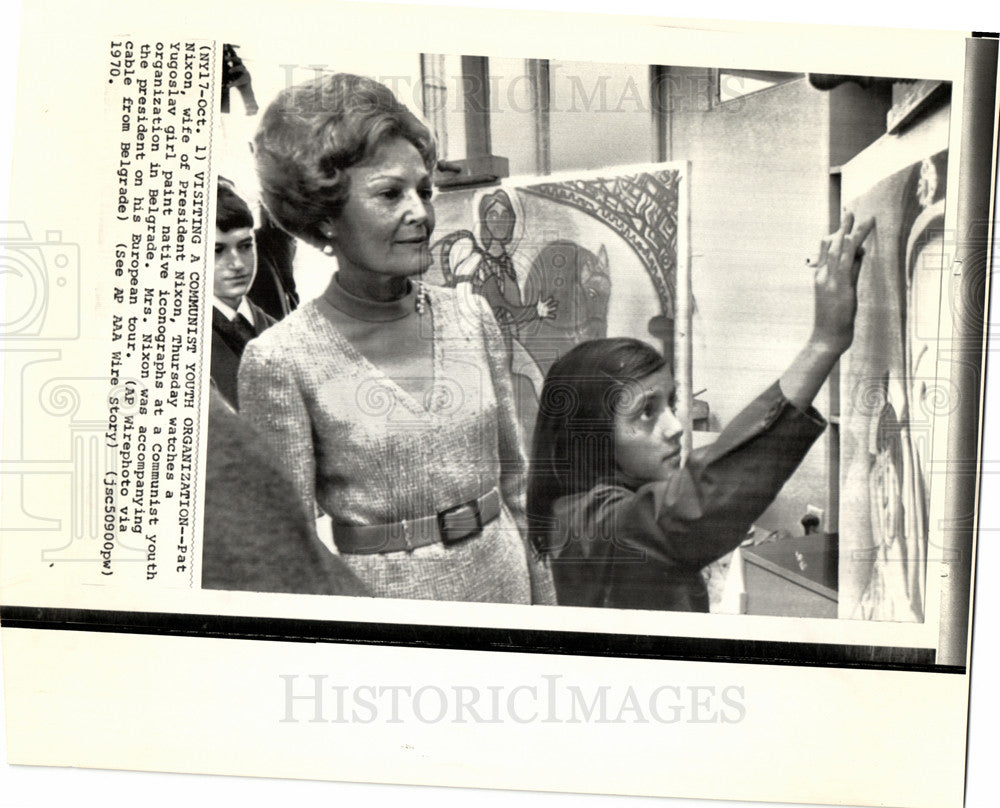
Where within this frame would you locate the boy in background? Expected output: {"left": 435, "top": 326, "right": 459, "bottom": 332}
{"left": 211, "top": 179, "right": 274, "bottom": 408}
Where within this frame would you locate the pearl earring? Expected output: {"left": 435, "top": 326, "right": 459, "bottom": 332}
{"left": 415, "top": 281, "right": 429, "bottom": 315}
{"left": 322, "top": 243, "right": 335, "bottom": 256}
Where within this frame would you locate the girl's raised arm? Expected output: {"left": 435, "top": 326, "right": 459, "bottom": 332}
{"left": 779, "top": 212, "right": 875, "bottom": 410}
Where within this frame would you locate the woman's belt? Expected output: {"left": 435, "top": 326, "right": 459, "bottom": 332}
{"left": 333, "top": 488, "right": 501, "bottom": 554}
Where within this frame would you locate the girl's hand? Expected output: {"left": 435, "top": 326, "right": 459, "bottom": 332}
{"left": 807, "top": 212, "right": 875, "bottom": 357}
{"left": 779, "top": 212, "right": 875, "bottom": 410}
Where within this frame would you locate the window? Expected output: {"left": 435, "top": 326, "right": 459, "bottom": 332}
{"left": 716, "top": 69, "right": 802, "bottom": 104}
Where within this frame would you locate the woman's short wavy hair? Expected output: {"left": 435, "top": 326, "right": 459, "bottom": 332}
{"left": 253, "top": 73, "right": 436, "bottom": 247}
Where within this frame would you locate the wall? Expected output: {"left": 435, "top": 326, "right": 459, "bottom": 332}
{"left": 487, "top": 58, "right": 658, "bottom": 176}
{"left": 666, "top": 67, "right": 834, "bottom": 534}
{"left": 548, "top": 60, "right": 657, "bottom": 172}
{"left": 488, "top": 57, "right": 544, "bottom": 176}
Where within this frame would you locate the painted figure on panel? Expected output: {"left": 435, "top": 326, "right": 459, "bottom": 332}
{"left": 522, "top": 240, "right": 612, "bottom": 377}
{"left": 428, "top": 165, "right": 684, "bottom": 441}
{"left": 432, "top": 189, "right": 559, "bottom": 434}
{"left": 433, "top": 188, "right": 558, "bottom": 350}
{"left": 844, "top": 151, "right": 947, "bottom": 622}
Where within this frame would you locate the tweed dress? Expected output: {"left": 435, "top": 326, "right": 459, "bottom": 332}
{"left": 238, "top": 282, "right": 556, "bottom": 604}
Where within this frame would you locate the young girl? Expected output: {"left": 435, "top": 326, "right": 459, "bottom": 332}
{"left": 527, "top": 213, "right": 873, "bottom": 612}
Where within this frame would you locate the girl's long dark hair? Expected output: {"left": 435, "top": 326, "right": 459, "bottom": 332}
{"left": 527, "top": 338, "right": 666, "bottom": 554}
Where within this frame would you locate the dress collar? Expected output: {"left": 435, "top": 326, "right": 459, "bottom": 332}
{"left": 322, "top": 274, "right": 418, "bottom": 322}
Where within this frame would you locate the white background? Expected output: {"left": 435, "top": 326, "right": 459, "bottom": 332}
{"left": 2, "top": 1, "right": 998, "bottom": 807}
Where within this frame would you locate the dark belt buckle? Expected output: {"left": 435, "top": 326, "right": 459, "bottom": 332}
{"left": 438, "top": 498, "right": 483, "bottom": 544}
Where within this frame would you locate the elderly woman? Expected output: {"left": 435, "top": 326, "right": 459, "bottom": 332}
{"left": 239, "top": 73, "right": 555, "bottom": 604}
